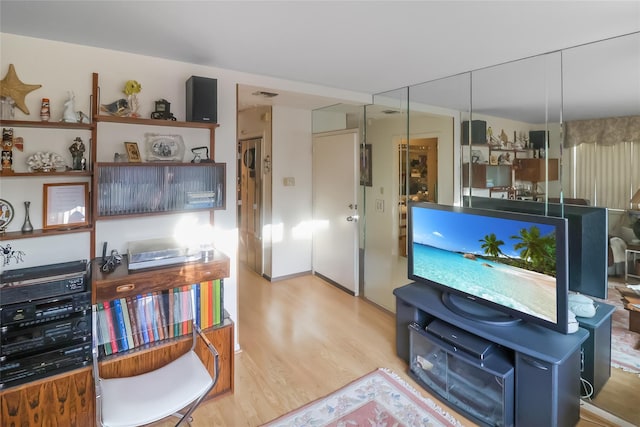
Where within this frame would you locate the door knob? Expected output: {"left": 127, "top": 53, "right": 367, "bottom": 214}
{"left": 346, "top": 216, "right": 358, "bottom": 222}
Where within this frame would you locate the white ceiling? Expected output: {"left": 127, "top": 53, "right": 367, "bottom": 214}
{"left": 2, "top": 1, "right": 640, "bottom": 120}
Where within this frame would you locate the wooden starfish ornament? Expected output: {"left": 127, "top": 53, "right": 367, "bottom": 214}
{"left": 0, "top": 64, "right": 42, "bottom": 115}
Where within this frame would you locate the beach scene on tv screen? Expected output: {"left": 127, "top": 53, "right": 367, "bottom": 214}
{"left": 411, "top": 207, "right": 558, "bottom": 323}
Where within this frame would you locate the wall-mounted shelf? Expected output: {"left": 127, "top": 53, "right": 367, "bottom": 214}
{"left": 0, "top": 119, "right": 94, "bottom": 130}
{"left": 95, "top": 114, "right": 218, "bottom": 130}
{"left": 1, "top": 170, "right": 92, "bottom": 177}
{"left": 0, "top": 225, "right": 93, "bottom": 241}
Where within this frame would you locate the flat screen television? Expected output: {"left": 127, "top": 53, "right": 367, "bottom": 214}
{"left": 408, "top": 202, "right": 570, "bottom": 334}
{"left": 464, "top": 196, "right": 608, "bottom": 299}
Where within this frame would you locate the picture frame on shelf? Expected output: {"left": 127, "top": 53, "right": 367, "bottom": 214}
{"left": 124, "top": 141, "right": 142, "bottom": 162}
{"left": 43, "top": 182, "right": 89, "bottom": 230}
{"left": 145, "top": 133, "right": 185, "bottom": 162}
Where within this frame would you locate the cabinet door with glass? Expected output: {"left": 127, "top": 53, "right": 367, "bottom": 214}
{"left": 94, "top": 162, "right": 225, "bottom": 219}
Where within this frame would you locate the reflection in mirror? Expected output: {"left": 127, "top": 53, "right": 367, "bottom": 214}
{"left": 363, "top": 88, "right": 409, "bottom": 310}
{"left": 562, "top": 32, "right": 640, "bottom": 211}
{"left": 409, "top": 73, "right": 471, "bottom": 207}
{"left": 464, "top": 52, "right": 562, "bottom": 208}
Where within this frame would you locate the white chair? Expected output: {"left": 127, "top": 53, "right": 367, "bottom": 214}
{"left": 91, "top": 300, "right": 219, "bottom": 427}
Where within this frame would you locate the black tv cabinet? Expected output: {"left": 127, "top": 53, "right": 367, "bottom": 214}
{"left": 394, "top": 282, "right": 589, "bottom": 427}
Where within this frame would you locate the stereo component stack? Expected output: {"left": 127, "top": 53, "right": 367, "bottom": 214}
{"left": 0, "top": 260, "right": 91, "bottom": 389}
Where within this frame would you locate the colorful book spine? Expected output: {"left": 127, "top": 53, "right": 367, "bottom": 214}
{"left": 173, "top": 287, "right": 181, "bottom": 337}
{"left": 152, "top": 292, "right": 165, "bottom": 341}
{"left": 182, "top": 286, "right": 190, "bottom": 334}
{"left": 200, "top": 280, "right": 209, "bottom": 329}
{"left": 103, "top": 301, "right": 119, "bottom": 353}
{"left": 167, "top": 289, "right": 174, "bottom": 338}
{"left": 194, "top": 283, "right": 201, "bottom": 327}
{"left": 136, "top": 294, "right": 150, "bottom": 345}
{"left": 97, "top": 303, "right": 112, "bottom": 356}
{"left": 214, "top": 279, "right": 222, "bottom": 325}
{"left": 158, "top": 290, "right": 168, "bottom": 339}
{"left": 208, "top": 280, "right": 214, "bottom": 327}
{"left": 126, "top": 297, "right": 141, "bottom": 348}
{"left": 120, "top": 298, "right": 135, "bottom": 350}
{"left": 113, "top": 299, "right": 129, "bottom": 352}
{"left": 145, "top": 293, "right": 159, "bottom": 342}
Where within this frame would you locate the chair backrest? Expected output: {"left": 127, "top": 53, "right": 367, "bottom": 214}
{"left": 92, "top": 288, "right": 219, "bottom": 427}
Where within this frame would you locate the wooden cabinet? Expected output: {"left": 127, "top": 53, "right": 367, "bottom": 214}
{"left": 515, "top": 158, "right": 559, "bottom": 183}
{"left": 462, "top": 163, "right": 511, "bottom": 189}
{"left": 1, "top": 367, "right": 95, "bottom": 427}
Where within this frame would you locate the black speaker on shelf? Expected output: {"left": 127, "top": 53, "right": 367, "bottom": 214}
{"left": 186, "top": 76, "right": 217, "bottom": 123}
{"left": 529, "top": 130, "right": 549, "bottom": 149}
{"left": 461, "top": 120, "right": 487, "bottom": 145}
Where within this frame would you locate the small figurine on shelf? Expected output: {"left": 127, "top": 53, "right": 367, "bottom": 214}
{"left": 100, "top": 98, "right": 130, "bottom": 117}
{"left": 1, "top": 96, "right": 15, "bottom": 120}
{"left": 69, "top": 137, "right": 86, "bottom": 170}
{"left": 1, "top": 127, "right": 14, "bottom": 173}
{"left": 40, "top": 98, "right": 50, "bottom": 121}
{"left": 62, "top": 91, "right": 78, "bottom": 123}
{"left": 123, "top": 79, "right": 142, "bottom": 118}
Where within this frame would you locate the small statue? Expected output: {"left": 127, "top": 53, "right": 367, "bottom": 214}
{"left": 69, "top": 137, "right": 86, "bottom": 170}
{"left": 100, "top": 98, "right": 130, "bottom": 117}
{"left": 62, "top": 92, "right": 78, "bottom": 123}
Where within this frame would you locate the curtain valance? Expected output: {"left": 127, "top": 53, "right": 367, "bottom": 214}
{"left": 564, "top": 115, "right": 640, "bottom": 148}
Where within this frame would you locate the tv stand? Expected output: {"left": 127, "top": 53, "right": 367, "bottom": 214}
{"left": 395, "top": 282, "right": 588, "bottom": 427}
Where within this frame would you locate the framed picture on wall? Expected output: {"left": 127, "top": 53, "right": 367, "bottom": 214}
{"left": 43, "top": 182, "right": 89, "bottom": 229}
{"left": 360, "top": 144, "right": 372, "bottom": 187}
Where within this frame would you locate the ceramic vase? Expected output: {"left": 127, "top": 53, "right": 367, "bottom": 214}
{"left": 21, "top": 201, "right": 33, "bottom": 232}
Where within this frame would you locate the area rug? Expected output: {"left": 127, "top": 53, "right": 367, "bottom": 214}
{"left": 261, "top": 368, "right": 463, "bottom": 427}
{"left": 597, "top": 285, "right": 640, "bottom": 376}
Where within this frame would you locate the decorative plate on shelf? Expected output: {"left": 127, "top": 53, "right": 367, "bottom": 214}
{"left": 145, "top": 133, "right": 185, "bottom": 161}
{"left": 0, "top": 198, "right": 15, "bottom": 230}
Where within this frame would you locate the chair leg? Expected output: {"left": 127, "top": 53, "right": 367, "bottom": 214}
{"left": 172, "top": 410, "right": 194, "bottom": 427}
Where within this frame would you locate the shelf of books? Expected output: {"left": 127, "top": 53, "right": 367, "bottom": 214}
{"left": 95, "top": 280, "right": 224, "bottom": 357}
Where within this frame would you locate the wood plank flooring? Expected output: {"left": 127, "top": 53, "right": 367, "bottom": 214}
{"left": 155, "top": 266, "right": 638, "bottom": 426}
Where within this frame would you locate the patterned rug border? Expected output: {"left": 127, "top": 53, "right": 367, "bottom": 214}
{"left": 261, "top": 367, "right": 463, "bottom": 427}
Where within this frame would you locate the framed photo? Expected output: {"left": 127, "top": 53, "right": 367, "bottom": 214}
{"left": 124, "top": 141, "right": 142, "bottom": 162}
{"left": 360, "top": 144, "right": 372, "bottom": 187}
{"left": 43, "top": 183, "right": 89, "bottom": 230}
{"left": 144, "top": 133, "right": 185, "bottom": 162}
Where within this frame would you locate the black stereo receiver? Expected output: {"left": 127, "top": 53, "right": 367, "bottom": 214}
{"left": 1, "top": 311, "right": 91, "bottom": 357}
{"left": 0, "top": 341, "right": 91, "bottom": 389}
{"left": 1, "top": 290, "right": 91, "bottom": 328}
{"left": 0, "top": 260, "right": 87, "bottom": 305}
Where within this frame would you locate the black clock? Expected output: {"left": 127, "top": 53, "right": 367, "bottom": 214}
{"left": 151, "top": 99, "right": 176, "bottom": 120}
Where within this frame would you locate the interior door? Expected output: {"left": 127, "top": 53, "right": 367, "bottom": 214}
{"left": 239, "top": 138, "right": 262, "bottom": 274}
{"left": 312, "top": 130, "right": 359, "bottom": 295}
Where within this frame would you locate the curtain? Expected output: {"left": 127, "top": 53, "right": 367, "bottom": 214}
{"left": 567, "top": 141, "right": 640, "bottom": 209}
{"left": 564, "top": 115, "right": 640, "bottom": 148}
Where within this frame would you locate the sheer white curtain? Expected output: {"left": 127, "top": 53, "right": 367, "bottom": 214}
{"left": 567, "top": 141, "right": 640, "bottom": 209}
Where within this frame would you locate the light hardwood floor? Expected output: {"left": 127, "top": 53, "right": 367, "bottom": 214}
{"left": 158, "top": 266, "right": 637, "bottom": 426}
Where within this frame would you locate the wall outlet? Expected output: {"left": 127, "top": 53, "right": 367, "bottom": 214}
{"left": 375, "top": 199, "right": 384, "bottom": 212}
{"left": 283, "top": 177, "right": 295, "bottom": 186}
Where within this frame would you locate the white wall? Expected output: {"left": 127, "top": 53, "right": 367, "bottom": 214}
{"left": 0, "top": 33, "right": 368, "bottom": 349}
{"left": 271, "top": 105, "right": 313, "bottom": 278}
